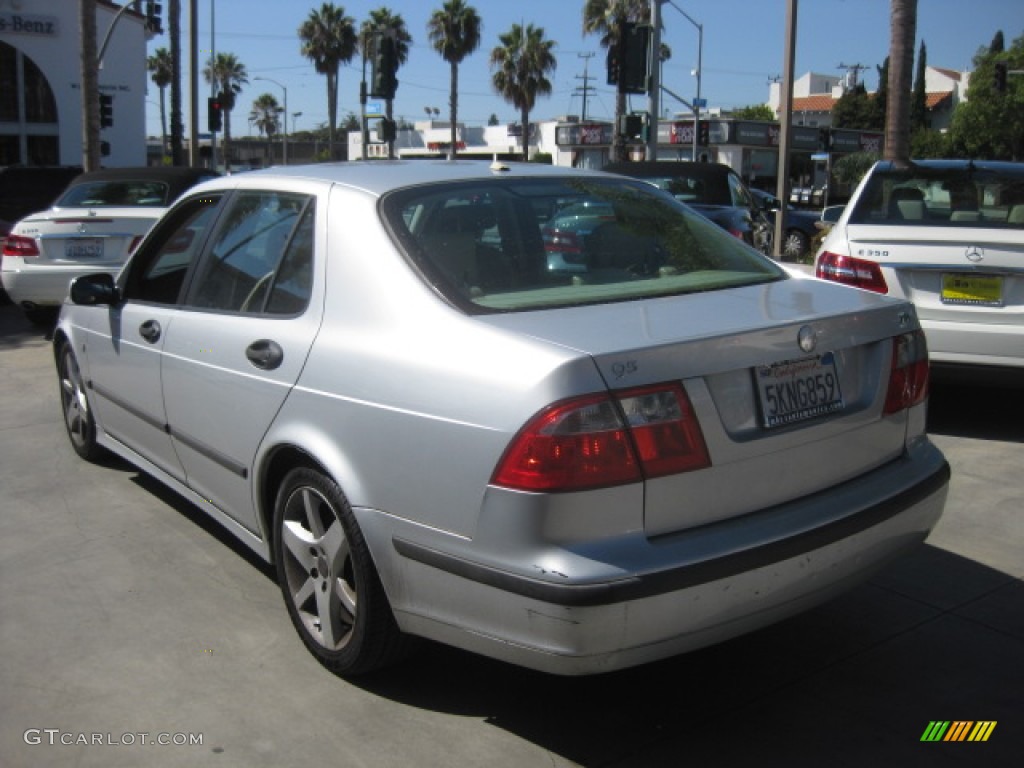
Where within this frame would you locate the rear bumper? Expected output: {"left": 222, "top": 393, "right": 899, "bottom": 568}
{"left": 373, "top": 442, "right": 949, "bottom": 675}
{"left": 921, "top": 317, "right": 1024, "bottom": 371}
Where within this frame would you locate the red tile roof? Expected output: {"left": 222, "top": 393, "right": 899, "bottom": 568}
{"left": 926, "top": 91, "right": 953, "bottom": 109}
{"left": 779, "top": 90, "right": 954, "bottom": 115}
{"left": 790, "top": 94, "right": 837, "bottom": 113}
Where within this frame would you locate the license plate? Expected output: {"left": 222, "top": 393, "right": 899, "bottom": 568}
{"left": 756, "top": 353, "right": 844, "bottom": 428}
{"left": 65, "top": 238, "right": 104, "bottom": 260}
{"left": 941, "top": 273, "right": 1002, "bottom": 306}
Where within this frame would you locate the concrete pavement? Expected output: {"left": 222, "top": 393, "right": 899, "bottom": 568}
{"left": 0, "top": 304, "right": 1021, "bottom": 767}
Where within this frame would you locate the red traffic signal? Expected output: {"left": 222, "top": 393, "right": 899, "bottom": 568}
{"left": 207, "top": 97, "right": 222, "bottom": 132}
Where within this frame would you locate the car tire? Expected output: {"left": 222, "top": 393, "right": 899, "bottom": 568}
{"left": 783, "top": 229, "right": 809, "bottom": 261}
{"left": 57, "top": 340, "right": 104, "bottom": 461}
{"left": 273, "top": 466, "right": 413, "bottom": 676}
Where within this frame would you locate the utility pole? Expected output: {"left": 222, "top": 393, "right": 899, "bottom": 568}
{"left": 575, "top": 52, "right": 595, "bottom": 121}
{"left": 645, "top": 0, "right": 662, "bottom": 161}
{"left": 774, "top": 0, "right": 798, "bottom": 260}
{"left": 79, "top": 0, "right": 101, "bottom": 171}
{"left": 837, "top": 62, "right": 869, "bottom": 89}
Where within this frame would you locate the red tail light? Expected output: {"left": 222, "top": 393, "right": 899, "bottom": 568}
{"left": 492, "top": 383, "right": 710, "bottom": 493}
{"left": 544, "top": 230, "right": 583, "bottom": 255}
{"left": 2, "top": 234, "right": 40, "bottom": 257}
{"left": 884, "top": 331, "right": 930, "bottom": 414}
{"left": 816, "top": 251, "right": 888, "bottom": 293}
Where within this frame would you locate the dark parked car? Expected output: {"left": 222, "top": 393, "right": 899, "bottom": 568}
{"left": 750, "top": 188, "right": 821, "bottom": 261}
{"left": 604, "top": 161, "right": 771, "bottom": 253}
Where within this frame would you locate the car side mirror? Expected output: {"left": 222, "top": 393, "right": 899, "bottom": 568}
{"left": 70, "top": 273, "right": 119, "bottom": 306}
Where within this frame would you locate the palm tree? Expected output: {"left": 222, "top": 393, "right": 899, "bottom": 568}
{"left": 250, "top": 93, "right": 283, "bottom": 164}
{"left": 299, "top": 3, "right": 358, "bottom": 161}
{"left": 582, "top": 0, "right": 650, "bottom": 162}
{"left": 203, "top": 53, "right": 248, "bottom": 172}
{"left": 146, "top": 47, "right": 173, "bottom": 161}
{"left": 427, "top": 0, "right": 482, "bottom": 159}
{"left": 885, "top": 0, "right": 918, "bottom": 166}
{"left": 490, "top": 24, "right": 557, "bottom": 162}
{"left": 360, "top": 7, "right": 412, "bottom": 157}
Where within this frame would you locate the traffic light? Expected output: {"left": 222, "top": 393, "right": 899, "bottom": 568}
{"left": 994, "top": 61, "right": 1008, "bottom": 93}
{"left": 817, "top": 128, "right": 831, "bottom": 151}
{"left": 145, "top": 1, "right": 162, "bottom": 34}
{"left": 698, "top": 120, "right": 710, "bottom": 147}
{"left": 99, "top": 93, "right": 113, "bottom": 128}
{"left": 370, "top": 32, "right": 398, "bottom": 100}
{"left": 618, "top": 113, "right": 643, "bottom": 141}
{"left": 207, "top": 96, "right": 222, "bottom": 132}
{"left": 375, "top": 118, "right": 397, "bottom": 143}
{"left": 607, "top": 22, "right": 649, "bottom": 95}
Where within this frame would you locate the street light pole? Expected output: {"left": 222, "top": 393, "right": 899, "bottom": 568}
{"left": 666, "top": 1, "right": 703, "bottom": 162}
{"left": 254, "top": 76, "right": 288, "bottom": 165}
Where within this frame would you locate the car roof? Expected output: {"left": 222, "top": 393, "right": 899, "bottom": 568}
{"left": 871, "top": 159, "right": 1024, "bottom": 176}
{"left": 205, "top": 160, "right": 615, "bottom": 197}
{"left": 69, "top": 166, "right": 217, "bottom": 183}
{"left": 603, "top": 161, "right": 736, "bottom": 179}
{"left": 62, "top": 166, "right": 220, "bottom": 202}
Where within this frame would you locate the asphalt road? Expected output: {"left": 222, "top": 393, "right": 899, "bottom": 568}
{"left": 1, "top": 304, "right": 1021, "bottom": 768}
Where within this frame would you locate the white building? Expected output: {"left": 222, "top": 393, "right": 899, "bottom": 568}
{"left": 1, "top": 0, "right": 150, "bottom": 167}
{"left": 768, "top": 68, "right": 970, "bottom": 131}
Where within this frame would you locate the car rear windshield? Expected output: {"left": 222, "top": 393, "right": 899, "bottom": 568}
{"left": 848, "top": 165, "right": 1024, "bottom": 228}
{"left": 57, "top": 180, "right": 171, "bottom": 207}
{"left": 382, "top": 177, "right": 783, "bottom": 312}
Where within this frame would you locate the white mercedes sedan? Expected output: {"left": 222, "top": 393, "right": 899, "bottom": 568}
{"left": 54, "top": 161, "right": 949, "bottom": 676}
{"left": 2, "top": 166, "right": 215, "bottom": 323}
{"left": 816, "top": 159, "right": 1024, "bottom": 384}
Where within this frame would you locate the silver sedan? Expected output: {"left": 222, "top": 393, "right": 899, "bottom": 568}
{"left": 54, "top": 160, "right": 949, "bottom": 676}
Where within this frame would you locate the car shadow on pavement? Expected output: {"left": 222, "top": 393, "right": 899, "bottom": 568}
{"left": 130, "top": 470, "right": 277, "bottom": 582}
{"left": 0, "top": 304, "right": 56, "bottom": 348}
{"left": 354, "top": 544, "right": 1023, "bottom": 767}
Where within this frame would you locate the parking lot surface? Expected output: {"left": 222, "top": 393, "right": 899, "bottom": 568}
{"left": 1, "top": 304, "right": 1021, "bottom": 767}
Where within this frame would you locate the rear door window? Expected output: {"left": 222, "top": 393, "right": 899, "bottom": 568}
{"left": 185, "top": 191, "right": 314, "bottom": 314}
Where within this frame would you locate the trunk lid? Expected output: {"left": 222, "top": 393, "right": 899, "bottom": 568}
{"left": 481, "top": 275, "right": 918, "bottom": 535}
{"left": 842, "top": 223, "right": 1024, "bottom": 327}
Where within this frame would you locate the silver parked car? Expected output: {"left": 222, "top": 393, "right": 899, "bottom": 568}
{"left": 55, "top": 161, "right": 949, "bottom": 676}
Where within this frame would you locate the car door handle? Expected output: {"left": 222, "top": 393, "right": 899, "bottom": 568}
{"left": 139, "top": 319, "right": 161, "bottom": 343}
{"left": 246, "top": 339, "right": 284, "bottom": 371}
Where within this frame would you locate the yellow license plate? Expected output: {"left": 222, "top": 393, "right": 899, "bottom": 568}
{"left": 941, "top": 274, "right": 1003, "bottom": 306}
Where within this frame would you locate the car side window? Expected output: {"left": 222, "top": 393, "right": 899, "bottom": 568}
{"left": 185, "top": 191, "right": 312, "bottom": 314}
{"left": 121, "top": 194, "right": 223, "bottom": 305}
{"left": 264, "top": 206, "right": 314, "bottom": 315}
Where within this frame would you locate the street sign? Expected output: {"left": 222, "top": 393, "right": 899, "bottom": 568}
{"left": 693, "top": 98, "right": 707, "bottom": 108}
{"left": 811, "top": 153, "right": 829, "bottom": 161}
{"left": 365, "top": 101, "right": 384, "bottom": 117}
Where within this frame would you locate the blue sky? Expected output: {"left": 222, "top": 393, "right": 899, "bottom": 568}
{"left": 145, "top": 0, "right": 1022, "bottom": 137}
